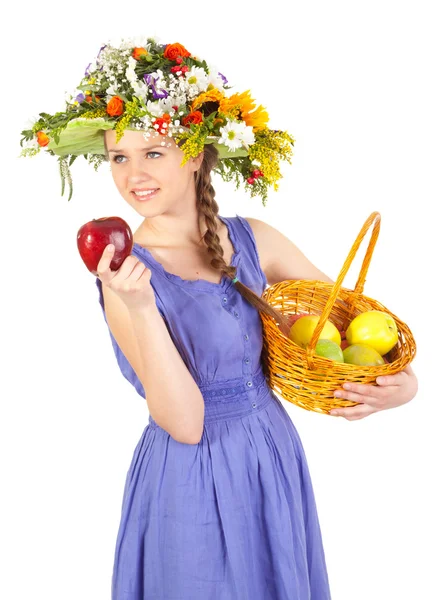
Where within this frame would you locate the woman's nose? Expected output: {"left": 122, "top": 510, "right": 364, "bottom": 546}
{"left": 128, "top": 158, "right": 154, "bottom": 179}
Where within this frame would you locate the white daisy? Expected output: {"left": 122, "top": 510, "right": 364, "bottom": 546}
{"left": 146, "top": 99, "right": 166, "bottom": 117}
{"left": 185, "top": 66, "right": 209, "bottom": 93}
{"left": 218, "top": 120, "right": 255, "bottom": 151}
{"left": 144, "top": 95, "right": 176, "bottom": 117}
{"left": 207, "top": 64, "right": 227, "bottom": 90}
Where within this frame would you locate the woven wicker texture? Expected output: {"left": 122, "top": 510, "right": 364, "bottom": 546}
{"left": 260, "top": 212, "right": 417, "bottom": 414}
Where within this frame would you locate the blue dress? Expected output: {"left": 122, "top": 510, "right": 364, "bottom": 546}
{"left": 95, "top": 214, "right": 332, "bottom": 599}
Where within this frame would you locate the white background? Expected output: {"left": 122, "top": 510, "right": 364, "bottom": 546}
{"left": 2, "top": 1, "right": 439, "bottom": 598}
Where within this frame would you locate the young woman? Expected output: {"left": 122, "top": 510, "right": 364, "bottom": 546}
{"left": 21, "top": 37, "right": 418, "bottom": 599}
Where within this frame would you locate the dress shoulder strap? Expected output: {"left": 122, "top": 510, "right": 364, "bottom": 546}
{"left": 227, "top": 214, "right": 268, "bottom": 290}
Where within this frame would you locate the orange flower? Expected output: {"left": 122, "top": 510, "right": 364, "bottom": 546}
{"left": 86, "top": 95, "right": 102, "bottom": 103}
{"left": 132, "top": 47, "right": 149, "bottom": 60}
{"left": 106, "top": 96, "right": 125, "bottom": 117}
{"left": 164, "top": 43, "right": 191, "bottom": 61}
{"left": 191, "top": 89, "right": 225, "bottom": 112}
{"left": 183, "top": 111, "right": 204, "bottom": 126}
{"left": 36, "top": 131, "right": 50, "bottom": 147}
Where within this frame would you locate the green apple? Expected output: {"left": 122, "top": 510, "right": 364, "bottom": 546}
{"left": 343, "top": 344, "right": 385, "bottom": 366}
{"left": 315, "top": 339, "right": 344, "bottom": 362}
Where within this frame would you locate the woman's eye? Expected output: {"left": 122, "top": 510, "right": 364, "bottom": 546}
{"left": 112, "top": 151, "right": 161, "bottom": 164}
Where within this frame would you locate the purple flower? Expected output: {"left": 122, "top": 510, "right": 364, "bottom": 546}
{"left": 218, "top": 72, "right": 228, "bottom": 85}
{"left": 144, "top": 74, "right": 169, "bottom": 99}
{"left": 84, "top": 63, "right": 92, "bottom": 77}
{"left": 75, "top": 93, "right": 85, "bottom": 104}
{"left": 97, "top": 45, "right": 106, "bottom": 71}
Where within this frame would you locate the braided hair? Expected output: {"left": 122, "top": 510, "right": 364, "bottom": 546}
{"left": 194, "top": 145, "right": 289, "bottom": 329}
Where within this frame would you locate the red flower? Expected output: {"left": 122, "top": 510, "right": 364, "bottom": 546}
{"left": 152, "top": 113, "right": 171, "bottom": 135}
{"left": 164, "top": 43, "right": 191, "bottom": 61}
{"left": 182, "top": 111, "right": 204, "bottom": 126}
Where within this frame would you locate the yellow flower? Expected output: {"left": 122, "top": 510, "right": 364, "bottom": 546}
{"left": 219, "top": 90, "right": 269, "bottom": 131}
{"left": 191, "top": 88, "right": 225, "bottom": 111}
{"left": 248, "top": 128, "right": 295, "bottom": 186}
{"left": 218, "top": 96, "right": 241, "bottom": 119}
{"left": 243, "top": 104, "right": 269, "bottom": 131}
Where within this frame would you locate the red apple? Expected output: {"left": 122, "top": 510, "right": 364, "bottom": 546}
{"left": 77, "top": 216, "right": 133, "bottom": 276}
{"left": 288, "top": 313, "right": 308, "bottom": 326}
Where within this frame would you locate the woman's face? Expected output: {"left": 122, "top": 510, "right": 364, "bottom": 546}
{"left": 104, "top": 129, "right": 203, "bottom": 212}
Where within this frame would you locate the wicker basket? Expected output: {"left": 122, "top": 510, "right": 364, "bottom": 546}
{"left": 260, "top": 211, "right": 417, "bottom": 415}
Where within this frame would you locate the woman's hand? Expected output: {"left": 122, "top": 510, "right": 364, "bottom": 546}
{"left": 329, "top": 363, "right": 418, "bottom": 420}
{"left": 96, "top": 244, "right": 156, "bottom": 312}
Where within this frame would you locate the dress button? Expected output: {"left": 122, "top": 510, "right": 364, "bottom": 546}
{"left": 247, "top": 381, "right": 252, "bottom": 387}
{"left": 244, "top": 334, "right": 249, "bottom": 341}
{"left": 245, "top": 358, "right": 250, "bottom": 364}
{"left": 252, "top": 403, "right": 257, "bottom": 408}
{"left": 234, "top": 311, "right": 239, "bottom": 317}
{"left": 222, "top": 297, "right": 227, "bottom": 303}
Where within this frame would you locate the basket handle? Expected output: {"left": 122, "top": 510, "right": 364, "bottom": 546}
{"left": 305, "top": 211, "right": 381, "bottom": 368}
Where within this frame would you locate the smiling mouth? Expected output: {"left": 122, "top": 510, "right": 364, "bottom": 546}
{"left": 131, "top": 188, "right": 159, "bottom": 199}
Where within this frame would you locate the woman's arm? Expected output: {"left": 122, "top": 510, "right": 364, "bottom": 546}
{"left": 245, "top": 217, "right": 335, "bottom": 285}
{"left": 245, "top": 217, "right": 418, "bottom": 419}
{"left": 101, "top": 284, "right": 204, "bottom": 444}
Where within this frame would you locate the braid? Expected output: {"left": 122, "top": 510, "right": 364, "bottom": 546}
{"left": 196, "top": 145, "right": 290, "bottom": 331}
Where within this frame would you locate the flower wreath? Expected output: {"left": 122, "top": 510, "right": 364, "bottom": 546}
{"left": 19, "top": 37, "right": 295, "bottom": 203}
